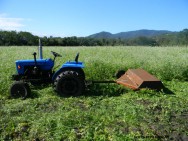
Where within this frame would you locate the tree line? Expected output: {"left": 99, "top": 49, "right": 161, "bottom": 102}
{"left": 0, "top": 29, "right": 188, "bottom": 46}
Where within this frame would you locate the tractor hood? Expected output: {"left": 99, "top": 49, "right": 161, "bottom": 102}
{"left": 15, "top": 58, "right": 54, "bottom": 74}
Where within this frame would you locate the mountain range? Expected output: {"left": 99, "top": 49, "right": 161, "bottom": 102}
{"left": 88, "top": 29, "right": 174, "bottom": 39}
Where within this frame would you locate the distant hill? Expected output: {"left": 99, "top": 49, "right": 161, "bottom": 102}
{"left": 88, "top": 29, "right": 173, "bottom": 39}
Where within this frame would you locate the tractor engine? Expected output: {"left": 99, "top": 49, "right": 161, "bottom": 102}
{"left": 12, "top": 40, "right": 55, "bottom": 83}
{"left": 13, "top": 58, "right": 54, "bottom": 83}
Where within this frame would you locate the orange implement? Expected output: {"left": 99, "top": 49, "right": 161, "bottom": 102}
{"left": 116, "top": 69, "right": 164, "bottom": 90}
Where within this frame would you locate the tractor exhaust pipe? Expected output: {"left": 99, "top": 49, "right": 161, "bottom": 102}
{"left": 38, "top": 39, "right": 43, "bottom": 59}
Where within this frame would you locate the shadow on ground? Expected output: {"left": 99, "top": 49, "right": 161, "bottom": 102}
{"left": 26, "top": 82, "right": 174, "bottom": 99}
{"left": 84, "top": 83, "right": 128, "bottom": 97}
{"left": 161, "top": 86, "right": 174, "bottom": 95}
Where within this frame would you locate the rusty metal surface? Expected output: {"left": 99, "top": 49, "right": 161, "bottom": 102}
{"left": 116, "top": 74, "right": 138, "bottom": 90}
{"left": 116, "top": 69, "right": 164, "bottom": 90}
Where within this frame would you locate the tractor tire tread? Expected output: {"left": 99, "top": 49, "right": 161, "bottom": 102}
{"left": 53, "top": 71, "right": 85, "bottom": 97}
{"left": 10, "top": 81, "right": 31, "bottom": 99}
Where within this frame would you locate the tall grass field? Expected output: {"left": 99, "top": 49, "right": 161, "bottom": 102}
{"left": 0, "top": 46, "right": 188, "bottom": 140}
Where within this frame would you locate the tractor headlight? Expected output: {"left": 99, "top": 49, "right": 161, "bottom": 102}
{"left": 18, "top": 65, "right": 21, "bottom": 69}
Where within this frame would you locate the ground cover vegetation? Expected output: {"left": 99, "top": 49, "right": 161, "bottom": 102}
{"left": 0, "top": 46, "right": 188, "bottom": 140}
{"left": 0, "top": 29, "right": 188, "bottom": 46}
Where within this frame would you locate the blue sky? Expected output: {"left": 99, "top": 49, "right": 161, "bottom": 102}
{"left": 0, "top": 0, "right": 187, "bottom": 37}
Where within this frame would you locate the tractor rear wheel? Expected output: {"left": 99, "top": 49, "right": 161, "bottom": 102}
{"left": 54, "top": 71, "right": 85, "bottom": 97}
{"left": 10, "top": 81, "right": 30, "bottom": 99}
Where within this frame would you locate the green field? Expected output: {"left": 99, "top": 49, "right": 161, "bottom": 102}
{"left": 0, "top": 46, "right": 188, "bottom": 140}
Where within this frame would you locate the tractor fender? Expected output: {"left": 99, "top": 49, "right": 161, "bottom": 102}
{"left": 52, "top": 67, "right": 85, "bottom": 82}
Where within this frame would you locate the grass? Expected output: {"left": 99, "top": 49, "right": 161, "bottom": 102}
{"left": 0, "top": 46, "right": 188, "bottom": 140}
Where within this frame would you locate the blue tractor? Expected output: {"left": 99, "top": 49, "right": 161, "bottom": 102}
{"left": 10, "top": 40, "right": 85, "bottom": 99}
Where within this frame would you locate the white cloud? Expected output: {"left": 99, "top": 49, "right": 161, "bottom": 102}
{"left": 0, "top": 13, "right": 25, "bottom": 30}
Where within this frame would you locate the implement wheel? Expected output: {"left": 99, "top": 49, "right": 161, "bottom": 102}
{"left": 10, "top": 81, "right": 30, "bottom": 99}
{"left": 54, "top": 71, "right": 85, "bottom": 97}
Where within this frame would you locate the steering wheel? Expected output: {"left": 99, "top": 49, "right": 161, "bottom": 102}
{"left": 51, "top": 51, "right": 62, "bottom": 57}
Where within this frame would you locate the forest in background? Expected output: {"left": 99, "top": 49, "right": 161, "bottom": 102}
{"left": 0, "top": 29, "right": 188, "bottom": 46}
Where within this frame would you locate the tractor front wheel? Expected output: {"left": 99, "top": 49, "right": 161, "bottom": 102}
{"left": 54, "top": 71, "right": 85, "bottom": 97}
{"left": 10, "top": 81, "right": 30, "bottom": 99}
